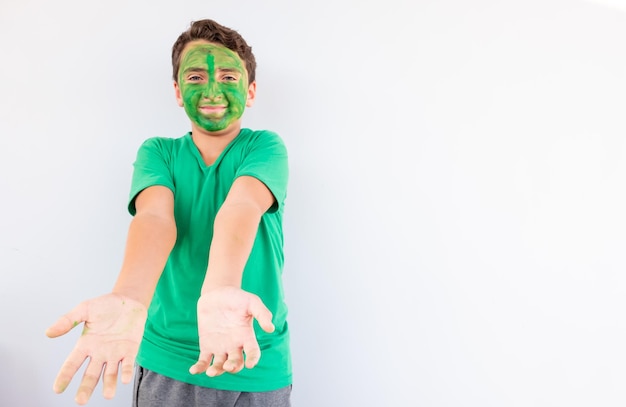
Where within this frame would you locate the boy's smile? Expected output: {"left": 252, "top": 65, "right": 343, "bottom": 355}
{"left": 175, "top": 41, "right": 254, "bottom": 133}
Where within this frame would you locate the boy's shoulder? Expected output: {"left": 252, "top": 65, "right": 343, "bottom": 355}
{"left": 138, "top": 133, "right": 188, "bottom": 148}
{"left": 134, "top": 134, "right": 192, "bottom": 159}
{"left": 240, "top": 128, "right": 284, "bottom": 145}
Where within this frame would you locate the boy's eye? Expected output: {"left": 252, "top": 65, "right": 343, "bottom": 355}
{"left": 222, "top": 75, "right": 238, "bottom": 82}
{"left": 188, "top": 75, "right": 204, "bottom": 81}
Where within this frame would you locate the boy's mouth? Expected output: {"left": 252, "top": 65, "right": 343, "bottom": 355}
{"left": 198, "top": 105, "right": 227, "bottom": 116}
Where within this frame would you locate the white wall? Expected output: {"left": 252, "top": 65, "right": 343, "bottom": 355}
{"left": 1, "top": 0, "right": 625, "bottom": 406}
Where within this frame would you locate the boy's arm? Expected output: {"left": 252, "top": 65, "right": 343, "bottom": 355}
{"left": 113, "top": 185, "right": 177, "bottom": 306}
{"left": 46, "top": 185, "right": 176, "bottom": 405}
{"left": 189, "top": 175, "right": 276, "bottom": 377}
{"left": 202, "top": 175, "right": 274, "bottom": 290}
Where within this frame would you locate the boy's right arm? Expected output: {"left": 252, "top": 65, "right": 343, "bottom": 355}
{"left": 46, "top": 185, "right": 176, "bottom": 405}
{"left": 112, "top": 185, "right": 176, "bottom": 307}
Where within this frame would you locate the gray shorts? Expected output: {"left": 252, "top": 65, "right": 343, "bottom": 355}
{"left": 132, "top": 366, "right": 291, "bottom": 407}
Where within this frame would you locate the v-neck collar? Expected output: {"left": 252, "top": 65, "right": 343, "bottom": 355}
{"left": 185, "top": 129, "right": 247, "bottom": 171}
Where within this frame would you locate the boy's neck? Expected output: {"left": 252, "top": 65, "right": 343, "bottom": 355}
{"left": 191, "top": 122, "right": 242, "bottom": 166}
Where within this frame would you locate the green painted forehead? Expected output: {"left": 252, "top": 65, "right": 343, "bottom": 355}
{"left": 179, "top": 42, "right": 245, "bottom": 79}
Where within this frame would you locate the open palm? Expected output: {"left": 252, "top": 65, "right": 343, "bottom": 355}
{"left": 46, "top": 293, "right": 147, "bottom": 405}
{"left": 190, "top": 287, "right": 275, "bottom": 377}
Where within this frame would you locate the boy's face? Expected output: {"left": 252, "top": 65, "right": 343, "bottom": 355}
{"left": 175, "top": 40, "right": 255, "bottom": 133}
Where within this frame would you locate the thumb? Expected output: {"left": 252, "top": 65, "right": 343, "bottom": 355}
{"left": 248, "top": 296, "right": 275, "bottom": 334}
{"left": 45, "top": 302, "right": 87, "bottom": 338}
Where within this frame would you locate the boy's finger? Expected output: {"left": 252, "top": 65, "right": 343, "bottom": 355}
{"left": 206, "top": 354, "right": 227, "bottom": 377}
{"left": 102, "top": 361, "right": 119, "bottom": 399}
{"left": 120, "top": 355, "right": 136, "bottom": 384}
{"left": 248, "top": 297, "right": 274, "bottom": 333}
{"left": 75, "top": 359, "right": 104, "bottom": 405}
{"left": 46, "top": 303, "right": 87, "bottom": 338}
{"left": 223, "top": 349, "right": 244, "bottom": 373}
{"left": 53, "top": 352, "right": 88, "bottom": 394}
{"left": 189, "top": 351, "right": 213, "bottom": 375}
{"left": 243, "top": 338, "right": 261, "bottom": 369}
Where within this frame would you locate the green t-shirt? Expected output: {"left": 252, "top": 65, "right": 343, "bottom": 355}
{"left": 128, "top": 129, "right": 291, "bottom": 392}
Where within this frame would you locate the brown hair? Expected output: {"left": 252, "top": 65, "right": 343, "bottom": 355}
{"left": 171, "top": 19, "right": 256, "bottom": 83}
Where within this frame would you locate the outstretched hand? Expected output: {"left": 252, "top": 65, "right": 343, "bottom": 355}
{"left": 46, "top": 293, "right": 147, "bottom": 405}
{"left": 189, "top": 286, "right": 275, "bottom": 377}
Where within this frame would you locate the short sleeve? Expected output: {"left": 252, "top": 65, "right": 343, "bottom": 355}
{"left": 128, "top": 138, "right": 175, "bottom": 215}
{"left": 235, "top": 131, "right": 289, "bottom": 213}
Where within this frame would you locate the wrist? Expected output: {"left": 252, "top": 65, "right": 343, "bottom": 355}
{"left": 200, "top": 284, "right": 241, "bottom": 297}
{"left": 110, "top": 290, "right": 150, "bottom": 309}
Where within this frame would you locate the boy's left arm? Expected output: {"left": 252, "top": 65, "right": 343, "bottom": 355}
{"left": 189, "top": 175, "right": 276, "bottom": 377}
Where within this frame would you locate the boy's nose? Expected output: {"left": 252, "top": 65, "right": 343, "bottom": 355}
{"left": 202, "top": 81, "right": 222, "bottom": 100}
{"left": 202, "top": 93, "right": 223, "bottom": 102}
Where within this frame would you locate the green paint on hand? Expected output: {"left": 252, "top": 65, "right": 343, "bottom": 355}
{"left": 72, "top": 321, "right": 79, "bottom": 327}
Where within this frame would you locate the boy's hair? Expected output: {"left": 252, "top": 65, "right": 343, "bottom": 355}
{"left": 171, "top": 19, "right": 257, "bottom": 83}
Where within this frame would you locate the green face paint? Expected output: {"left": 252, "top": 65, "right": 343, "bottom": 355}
{"left": 178, "top": 42, "right": 249, "bottom": 132}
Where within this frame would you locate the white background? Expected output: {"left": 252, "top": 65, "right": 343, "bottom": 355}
{"left": 1, "top": 0, "right": 625, "bottom": 406}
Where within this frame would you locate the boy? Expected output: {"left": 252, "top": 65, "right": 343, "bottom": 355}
{"left": 46, "top": 19, "right": 292, "bottom": 406}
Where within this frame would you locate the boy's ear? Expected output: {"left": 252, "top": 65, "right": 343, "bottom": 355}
{"left": 246, "top": 81, "right": 257, "bottom": 107}
{"left": 174, "top": 81, "right": 184, "bottom": 107}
